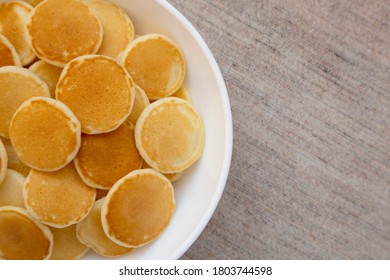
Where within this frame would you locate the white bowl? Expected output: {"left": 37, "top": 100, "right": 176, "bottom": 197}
{"left": 96, "top": 0, "right": 233, "bottom": 260}
{"left": 0, "top": 0, "right": 233, "bottom": 260}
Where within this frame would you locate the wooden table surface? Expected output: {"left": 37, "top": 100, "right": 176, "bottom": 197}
{"left": 167, "top": 0, "right": 390, "bottom": 259}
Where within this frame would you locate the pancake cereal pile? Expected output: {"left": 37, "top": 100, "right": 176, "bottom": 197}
{"left": 0, "top": 0, "right": 204, "bottom": 259}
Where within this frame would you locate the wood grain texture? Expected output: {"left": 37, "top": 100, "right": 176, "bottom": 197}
{"left": 167, "top": 0, "right": 390, "bottom": 259}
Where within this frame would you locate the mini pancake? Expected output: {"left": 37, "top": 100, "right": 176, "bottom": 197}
{"left": 135, "top": 97, "right": 204, "bottom": 174}
{"left": 121, "top": 34, "right": 186, "bottom": 100}
{"left": 141, "top": 161, "right": 183, "bottom": 183}
{"left": 0, "top": 1, "right": 36, "bottom": 66}
{"left": 84, "top": 0, "right": 134, "bottom": 59}
{"left": 1, "top": 138, "right": 31, "bottom": 177}
{"left": 74, "top": 120, "right": 143, "bottom": 190}
{"left": 76, "top": 198, "right": 133, "bottom": 257}
{"left": 29, "top": 60, "right": 63, "bottom": 98}
{"left": 0, "top": 139, "right": 7, "bottom": 185}
{"left": 101, "top": 169, "right": 175, "bottom": 248}
{"left": 56, "top": 55, "right": 135, "bottom": 134}
{"left": 9, "top": 97, "right": 81, "bottom": 171}
{"left": 0, "top": 34, "right": 22, "bottom": 67}
{"left": 0, "top": 169, "right": 25, "bottom": 208}
{"left": 26, "top": 0, "right": 103, "bottom": 67}
{"left": 50, "top": 225, "right": 89, "bottom": 260}
{"left": 24, "top": 163, "right": 96, "bottom": 228}
{"left": 0, "top": 206, "right": 53, "bottom": 260}
{"left": 171, "top": 86, "right": 192, "bottom": 104}
{"left": 0, "top": 66, "right": 50, "bottom": 139}
{"left": 128, "top": 85, "right": 150, "bottom": 125}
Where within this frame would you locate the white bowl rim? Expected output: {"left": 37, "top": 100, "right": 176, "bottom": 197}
{"left": 155, "top": 0, "right": 234, "bottom": 259}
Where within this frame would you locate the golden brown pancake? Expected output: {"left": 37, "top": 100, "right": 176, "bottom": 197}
{"left": 23, "top": 0, "right": 44, "bottom": 6}
{"left": 84, "top": 0, "right": 134, "bottom": 59}
{"left": 0, "top": 1, "right": 36, "bottom": 66}
{"left": 171, "top": 86, "right": 192, "bottom": 104}
{"left": 26, "top": 0, "right": 103, "bottom": 67}
{"left": 121, "top": 34, "right": 186, "bottom": 100}
{"left": 0, "top": 169, "right": 25, "bottom": 208}
{"left": 101, "top": 169, "right": 175, "bottom": 248}
{"left": 0, "top": 34, "right": 21, "bottom": 67}
{"left": 74, "top": 120, "right": 143, "bottom": 189}
{"left": 50, "top": 225, "right": 89, "bottom": 260}
{"left": 0, "top": 139, "right": 7, "bottom": 185}
{"left": 135, "top": 97, "right": 204, "bottom": 174}
{"left": 0, "top": 206, "right": 53, "bottom": 260}
{"left": 24, "top": 163, "right": 96, "bottom": 228}
{"left": 0, "top": 66, "right": 50, "bottom": 139}
{"left": 141, "top": 161, "right": 183, "bottom": 183}
{"left": 57, "top": 55, "right": 135, "bottom": 134}
{"left": 9, "top": 97, "right": 81, "bottom": 171}
{"left": 29, "top": 60, "right": 63, "bottom": 98}
{"left": 1, "top": 138, "right": 31, "bottom": 177}
{"left": 128, "top": 85, "right": 150, "bottom": 125}
{"left": 76, "top": 198, "right": 133, "bottom": 257}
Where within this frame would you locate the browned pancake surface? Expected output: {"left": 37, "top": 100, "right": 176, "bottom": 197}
{"left": 0, "top": 206, "right": 52, "bottom": 259}
{"left": 102, "top": 169, "right": 175, "bottom": 248}
{"left": 56, "top": 55, "right": 134, "bottom": 134}
{"left": 122, "top": 34, "right": 185, "bottom": 100}
{"left": 27, "top": 0, "right": 102, "bottom": 66}
{"left": 9, "top": 97, "right": 80, "bottom": 171}
{"left": 135, "top": 98, "right": 204, "bottom": 173}
{"left": 24, "top": 164, "right": 96, "bottom": 227}
{"left": 75, "top": 121, "right": 142, "bottom": 189}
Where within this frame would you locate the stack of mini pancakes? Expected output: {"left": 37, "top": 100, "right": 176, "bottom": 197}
{"left": 0, "top": 0, "right": 204, "bottom": 260}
